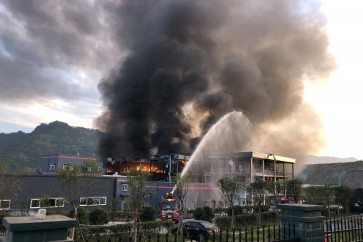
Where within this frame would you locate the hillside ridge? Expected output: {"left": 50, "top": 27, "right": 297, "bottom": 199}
{"left": 0, "top": 121, "right": 101, "bottom": 172}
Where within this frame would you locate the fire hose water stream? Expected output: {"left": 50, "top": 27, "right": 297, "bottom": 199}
{"left": 172, "top": 111, "right": 252, "bottom": 193}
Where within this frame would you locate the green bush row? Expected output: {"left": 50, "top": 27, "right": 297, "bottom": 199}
{"left": 215, "top": 212, "right": 277, "bottom": 229}
{"left": 77, "top": 220, "right": 174, "bottom": 241}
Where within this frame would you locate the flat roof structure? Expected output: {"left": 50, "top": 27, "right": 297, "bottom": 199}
{"left": 209, "top": 151, "right": 296, "bottom": 164}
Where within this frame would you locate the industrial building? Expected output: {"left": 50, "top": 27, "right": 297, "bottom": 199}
{"left": 186, "top": 151, "right": 296, "bottom": 205}
{"left": 1, "top": 151, "right": 295, "bottom": 213}
{"left": 38, "top": 154, "right": 103, "bottom": 175}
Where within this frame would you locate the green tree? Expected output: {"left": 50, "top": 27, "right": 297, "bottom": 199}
{"left": 286, "top": 179, "right": 303, "bottom": 203}
{"left": 305, "top": 185, "right": 335, "bottom": 217}
{"left": 57, "top": 160, "right": 98, "bottom": 239}
{"left": 89, "top": 208, "right": 108, "bottom": 225}
{"left": 217, "top": 176, "right": 241, "bottom": 230}
{"left": 247, "top": 179, "right": 269, "bottom": 228}
{"left": 172, "top": 174, "right": 191, "bottom": 234}
{"left": 335, "top": 186, "right": 353, "bottom": 214}
{"left": 68, "top": 207, "right": 89, "bottom": 225}
{"left": 126, "top": 169, "right": 148, "bottom": 242}
{"left": 267, "top": 180, "right": 284, "bottom": 204}
{"left": 109, "top": 198, "right": 118, "bottom": 223}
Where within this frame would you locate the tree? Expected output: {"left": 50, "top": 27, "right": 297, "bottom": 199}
{"left": 172, "top": 174, "right": 191, "bottom": 234}
{"left": 268, "top": 180, "right": 284, "bottom": 203}
{"left": 305, "top": 185, "right": 335, "bottom": 217}
{"left": 335, "top": 186, "right": 353, "bottom": 214}
{"left": 57, "top": 160, "right": 98, "bottom": 239}
{"left": 126, "top": 169, "right": 148, "bottom": 242}
{"left": 352, "top": 188, "right": 363, "bottom": 213}
{"left": 109, "top": 198, "right": 118, "bottom": 223}
{"left": 247, "top": 179, "right": 269, "bottom": 228}
{"left": 286, "top": 179, "right": 303, "bottom": 203}
{"left": 217, "top": 176, "right": 241, "bottom": 230}
{"left": 0, "top": 162, "right": 22, "bottom": 210}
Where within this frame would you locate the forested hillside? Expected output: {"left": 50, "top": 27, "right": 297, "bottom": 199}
{"left": 0, "top": 121, "right": 100, "bottom": 172}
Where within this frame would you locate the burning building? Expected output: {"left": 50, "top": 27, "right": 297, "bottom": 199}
{"left": 96, "top": 0, "right": 333, "bottom": 208}
{"left": 104, "top": 154, "right": 189, "bottom": 182}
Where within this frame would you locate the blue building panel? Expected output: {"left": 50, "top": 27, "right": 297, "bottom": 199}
{"left": 38, "top": 154, "right": 103, "bottom": 175}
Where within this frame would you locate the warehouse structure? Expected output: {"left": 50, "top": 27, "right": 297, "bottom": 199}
{"left": 1, "top": 151, "right": 295, "bottom": 213}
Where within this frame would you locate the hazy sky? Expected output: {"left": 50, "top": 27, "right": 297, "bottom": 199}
{"left": 0, "top": 0, "right": 362, "bottom": 159}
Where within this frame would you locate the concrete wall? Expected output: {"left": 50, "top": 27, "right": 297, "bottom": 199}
{"left": 5, "top": 175, "right": 116, "bottom": 215}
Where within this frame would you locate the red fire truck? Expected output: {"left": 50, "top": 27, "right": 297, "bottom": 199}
{"left": 159, "top": 192, "right": 180, "bottom": 221}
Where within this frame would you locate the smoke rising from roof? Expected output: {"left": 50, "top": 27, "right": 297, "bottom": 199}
{"left": 97, "top": 0, "right": 333, "bottom": 160}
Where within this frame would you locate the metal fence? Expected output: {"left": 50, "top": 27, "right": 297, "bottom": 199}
{"left": 82, "top": 224, "right": 300, "bottom": 242}
{"left": 324, "top": 215, "right": 363, "bottom": 242}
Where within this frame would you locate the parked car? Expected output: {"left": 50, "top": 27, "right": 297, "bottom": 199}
{"left": 171, "top": 220, "right": 219, "bottom": 241}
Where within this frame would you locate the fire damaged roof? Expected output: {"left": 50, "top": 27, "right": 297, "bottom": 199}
{"left": 301, "top": 160, "right": 363, "bottom": 188}
{"left": 209, "top": 151, "right": 296, "bottom": 164}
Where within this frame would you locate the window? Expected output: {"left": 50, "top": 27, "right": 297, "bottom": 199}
{"left": 87, "top": 166, "right": 92, "bottom": 172}
{"left": 30, "top": 198, "right": 64, "bottom": 208}
{"left": 80, "top": 196, "right": 107, "bottom": 206}
{"left": 0, "top": 200, "right": 10, "bottom": 210}
{"left": 49, "top": 164, "right": 55, "bottom": 171}
{"left": 121, "top": 183, "right": 128, "bottom": 191}
{"left": 97, "top": 166, "right": 102, "bottom": 171}
{"left": 63, "top": 164, "right": 73, "bottom": 171}
{"left": 31, "top": 199, "right": 40, "bottom": 208}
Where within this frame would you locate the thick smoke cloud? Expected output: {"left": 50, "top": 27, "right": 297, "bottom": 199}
{"left": 98, "top": 0, "right": 333, "bottom": 160}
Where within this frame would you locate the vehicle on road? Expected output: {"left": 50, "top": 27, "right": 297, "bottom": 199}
{"left": 171, "top": 220, "right": 219, "bottom": 241}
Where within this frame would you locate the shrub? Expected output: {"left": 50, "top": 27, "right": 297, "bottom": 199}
{"left": 235, "top": 214, "right": 257, "bottom": 226}
{"left": 227, "top": 205, "right": 244, "bottom": 216}
{"left": 68, "top": 207, "right": 89, "bottom": 225}
{"left": 215, "top": 216, "right": 231, "bottom": 230}
{"left": 214, "top": 207, "right": 228, "bottom": 216}
{"left": 261, "top": 211, "right": 277, "bottom": 221}
{"left": 140, "top": 206, "right": 157, "bottom": 222}
{"left": 193, "top": 206, "right": 214, "bottom": 222}
{"left": 0, "top": 211, "right": 9, "bottom": 233}
{"left": 215, "top": 212, "right": 277, "bottom": 229}
{"left": 77, "top": 220, "right": 174, "bottom": 241}
{"left": 202, "top": 206, "right": 214, "bottom": 222}
{"left": 89, "top": 208, "right": 109, "bottom": 225}
{"left": 193, "top": 207, "right": 205, "bottom": 220}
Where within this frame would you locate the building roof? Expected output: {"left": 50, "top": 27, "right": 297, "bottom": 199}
{"left": 40, "top": 154, "right": 96, "bottom": 161}
{"left": 301, "top": 160, "right": 363, "bottom": 188}
{"left": 209, "top": 151, "right": 296, "bottom": 164}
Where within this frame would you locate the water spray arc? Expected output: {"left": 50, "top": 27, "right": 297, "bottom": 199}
{"left": 172, "top": 111, "right": 252, "bottom": 193}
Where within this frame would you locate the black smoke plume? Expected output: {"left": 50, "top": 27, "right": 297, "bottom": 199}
{"left": 97, "top": 0, "right": 333, "bottom": 161}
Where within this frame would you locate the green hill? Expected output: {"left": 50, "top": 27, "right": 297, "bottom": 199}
{"left": 0, "top": 121, "right": 101, "bottom": 173}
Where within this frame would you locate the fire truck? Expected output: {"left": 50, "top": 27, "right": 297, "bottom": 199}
{"left": 159, "top": 192, "right": 180, "bottom": 221}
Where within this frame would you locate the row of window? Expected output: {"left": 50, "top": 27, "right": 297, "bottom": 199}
{"left": 30, "top": 198, "right": 64, "bottom": 208}
{"left": 80, "top": 197, "right": 107, "bottom": 206}
{"left": 29, "top": 197, "right": 107, "bottom": 208}
{"left": 48, "top": 164, "right": 102, "bottom": 171}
